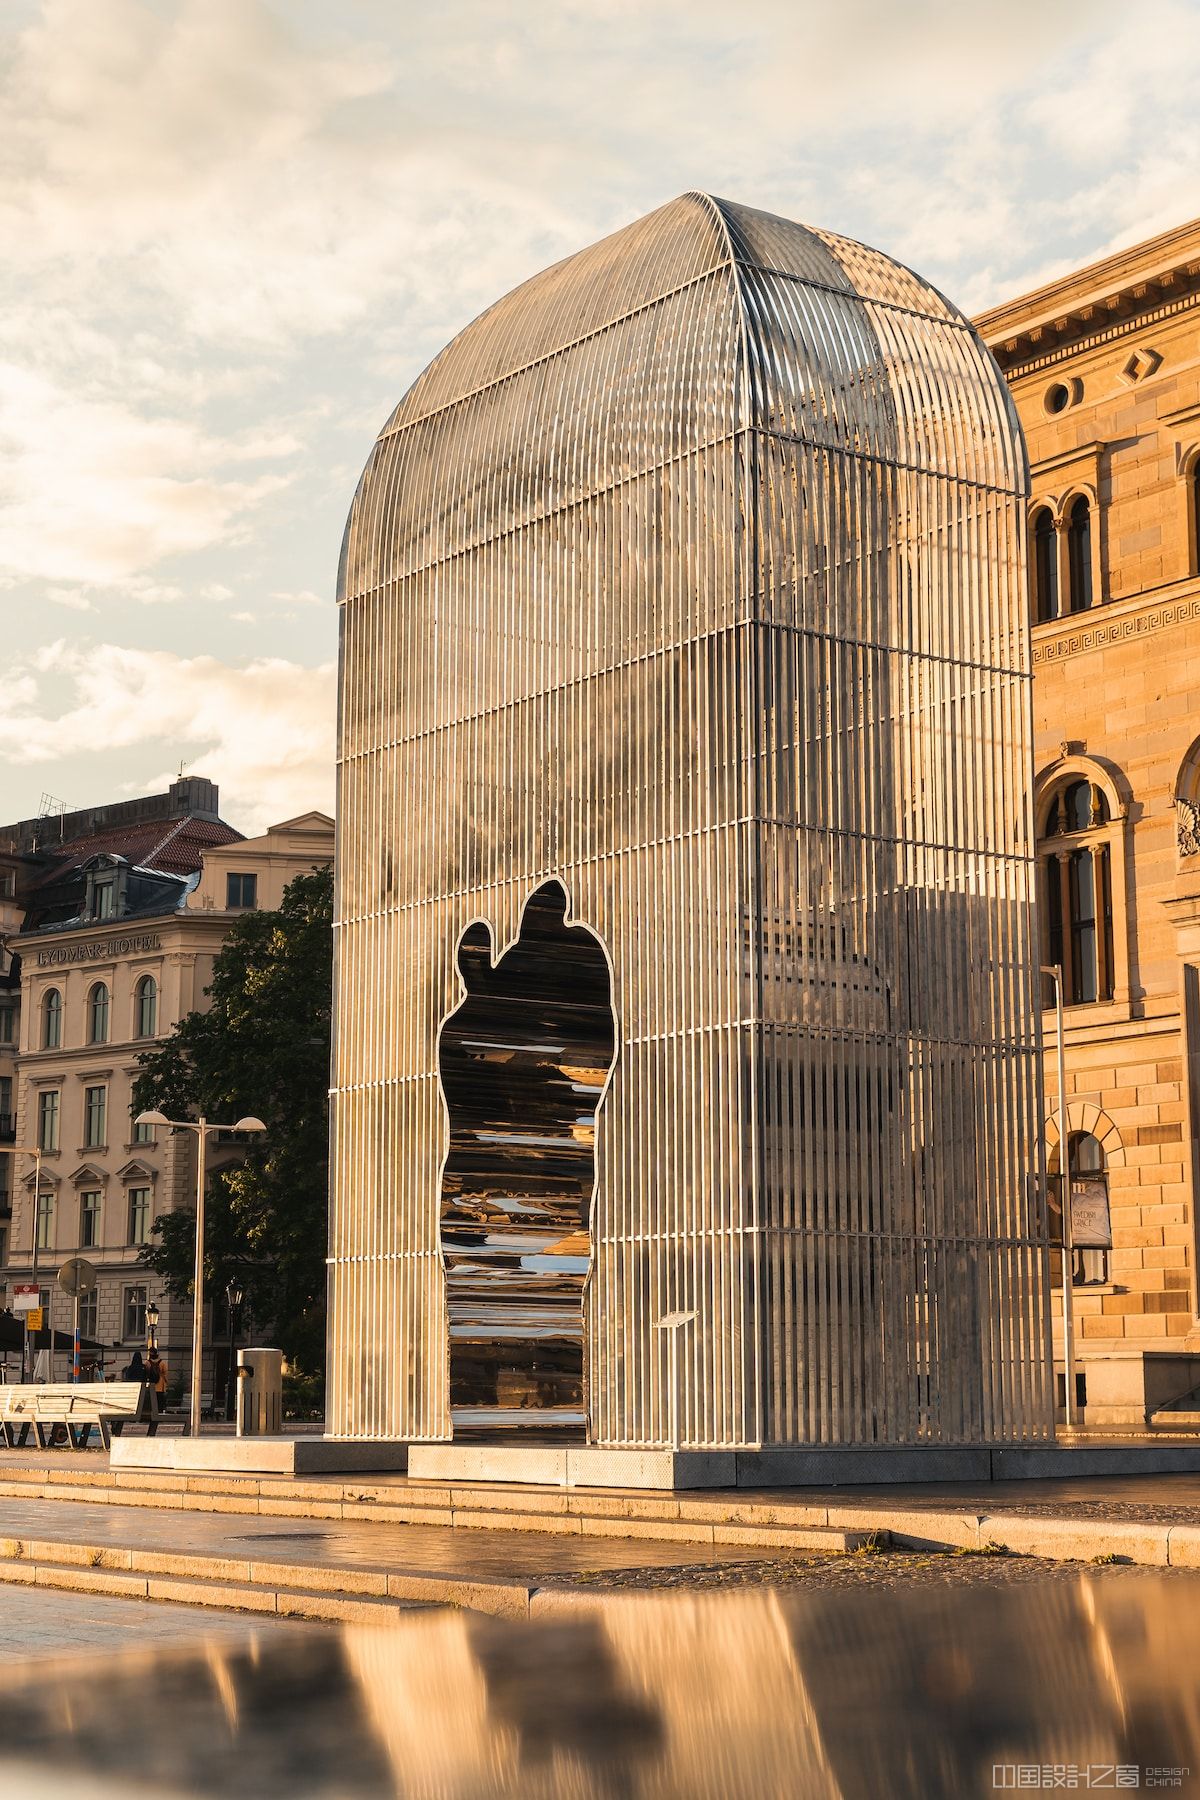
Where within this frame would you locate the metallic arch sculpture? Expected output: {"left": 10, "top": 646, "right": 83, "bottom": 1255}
{"left": 330, "top": 192, "right": 1052, "bottom": 1449}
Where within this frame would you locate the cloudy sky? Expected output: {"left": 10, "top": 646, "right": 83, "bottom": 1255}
{"left": 2, "top": 0, "right": 1199, "bottom": 835}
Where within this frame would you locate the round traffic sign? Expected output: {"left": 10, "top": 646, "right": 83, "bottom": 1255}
{"left": 58, "top": 1257, "right": 97, "bottom": 1298}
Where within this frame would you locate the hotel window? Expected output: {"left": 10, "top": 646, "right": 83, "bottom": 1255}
{"left": 92, "top": 879, "right": 114, "bottom": 921}
{"left": 35, "top": 1191, "right": 54, "bottom": 1251}
{"left": 123, "top": 1284, "right": 147, "bottom": 1341}
{"left": 1041, "top": 779, "right": 1115, "bottom": 1005}
{"left": 0, "top": 1075, "right": 11, "bottom": 1136}
{"left": 1031, "top": 506, "right": 1059, "bottom": 622}
{"left": 87, "top": 982, "right": 109, "bottom": 1045}
{"left": 0, "top": 1004, "right": 13, "bottom": 1044}
{"left": 133, "top": 1111, "right": 155, "bottom": 1145}
{"left": 78, "top": 1288, "right": 98, "bottom": 1340}
{"left": 226, "top": 872, "right": 258, "bottom": 910}
{"left": 84, "top": 1085, "right": 107, "bottom": 1149}
{"left": 1065, "top": 495, "right": 1093, "bottom": 612}
{"left": 80, "top": 1189, "right": 101, "bottom": 1249}
{"left": 127, "top": 1186, "right": 151, "bottom": 1246}
{"left": 37, "top": 1089, "right": 60, "bottom": 1152}
{"left": 42, "top": 987, "right": 62, "bottom": 1050}
{"left": 135, "top": 975, "right": 158, "bottom": 1038}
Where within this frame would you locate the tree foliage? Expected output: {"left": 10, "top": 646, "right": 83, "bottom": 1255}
{"left": 134, "top": 865, "right": 332, "bottom": 1374}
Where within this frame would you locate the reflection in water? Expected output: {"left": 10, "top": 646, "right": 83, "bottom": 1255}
{"left": 3, "top": 1579, "right": 1200, "bottom": 1798}
{"left": 439, "top": 882, "right": 616, "bottom": 1434}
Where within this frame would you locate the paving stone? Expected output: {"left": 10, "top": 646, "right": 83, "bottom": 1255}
{"left": 452, "top": 1508, "right": 583, "bottom": 1535}
{"left": 826, "top": 1507, "right": 984, "bottom": 1550}
{"left": 131, "top": 1550, "right": 255, "bottom": 1582}
{"left": 274, "top": 1591, "right": 405, "bottom": 1624}
{"left": 145, "top": 1576, "right": 279, "bottom": 1613}
{"left": 980, "top": 1514, "right": 1171, "bottom": 1564}
{"left": 246, "top": 1559, "right": 388, "bottom": 1597}
{"left": 34, "top": 1565, "right": 150, "bottom": 1600}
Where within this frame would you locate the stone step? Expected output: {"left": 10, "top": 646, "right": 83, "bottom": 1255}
{"left": 0, "top": 1462, "right": 874, "bottom": 1553}
{"left": 0, "top": 1530, "right": 542, "bottom": 1620}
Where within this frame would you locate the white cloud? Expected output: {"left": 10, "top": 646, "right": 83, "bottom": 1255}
{"left": 270, "top": 588, "right": 324, "bottom": 608}
{"left": 0, "top": 640, "right": 334, "bottom": 835}
{"left": 0, "top": 363, "right": 293, "bottom": 589}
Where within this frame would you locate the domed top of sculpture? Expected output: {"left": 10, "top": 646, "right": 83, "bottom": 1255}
{"left": 337, "top": 192, "right": 1025, "bottom": 607}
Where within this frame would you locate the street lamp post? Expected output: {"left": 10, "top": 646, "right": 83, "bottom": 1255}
{"left": 0, "top": 1141, "right": 44, "bottom": 1382}
{"left": 135, "top": 1111, "right": 265, "bottom": 1440}
{"left": 224, "top": 1279, "right": 243, "bottom": 1423}
{"left": 146, "top": 1299, "right": 160, "bottom": 1354}
{"left": 1041, "top": 965, "right": 1076, "bottom": 1429}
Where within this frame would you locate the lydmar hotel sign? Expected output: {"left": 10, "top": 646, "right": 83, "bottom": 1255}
{"left": 36, "top": 932, "right": 162, "bottom": 966}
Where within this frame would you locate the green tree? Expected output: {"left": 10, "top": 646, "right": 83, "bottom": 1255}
{"left": 133, "top": 864, "right": 333, "bottom": 1375}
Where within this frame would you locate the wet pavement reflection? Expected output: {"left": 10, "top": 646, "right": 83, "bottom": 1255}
{"left": 2, "top": 1576, "right": 1198, "bottom": 1797}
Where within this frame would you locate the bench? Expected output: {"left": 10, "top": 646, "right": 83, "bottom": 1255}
{"left": 0, "top": 1383, "right": 157, "bottom": 1450}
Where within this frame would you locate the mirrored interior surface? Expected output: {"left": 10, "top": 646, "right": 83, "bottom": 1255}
{"left": 439, "top": 882, "right": 616, "bottom": 1435}
{"left": 5, "top": 1576, "right": 1200, "bottom": 1799}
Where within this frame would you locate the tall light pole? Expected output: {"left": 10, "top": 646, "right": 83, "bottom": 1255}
{"left": 1041, "top": 965, "right": 1076, "bottom": 1429}
{"left": 135, "top": 1111, "right": 265, "bottom": 1439}
{"left": 1, "top": 1141, "right": 44, "bottom": 1381}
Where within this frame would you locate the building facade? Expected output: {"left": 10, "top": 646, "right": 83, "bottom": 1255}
{"left": 978, "top": 218, "right": 1200, "bottom": 1421}
{"left": 331, "top": 193, "right": 1051, "bottom": 1453}
{"left": 0, "top": 782, "right": 334, "bottom": 1393}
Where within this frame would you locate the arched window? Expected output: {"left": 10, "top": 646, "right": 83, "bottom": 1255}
{"left": 42, "top": 987, "right": 62, "bottom": 1050}
{"left": 135, "top": 975, "right": 158, "bottom": 1039}
{"left": 1031, "top": 506, "right": 1059, "bottom": 622}
{"left": 87, "top": 982, "right": 109, "bottom": 1045}
{"left": 1174, "top": 735, "right": 1200, "bottom": 859}
{"left": 1065, "top": 495, "right": 1093, "bottom": 612}
{"left": 1192, "top": 459, "right": 1200, "bottom": 578}
{"left": 1040, "top": 778, "right": 1115, "bottom": 1005}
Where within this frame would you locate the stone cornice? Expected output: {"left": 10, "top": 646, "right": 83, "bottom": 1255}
{"left": 975, "top": 218, "right": 1200, "bottom": 374}
{"left": 1032, "top": 579, "right": 1200, "bottom": 665}
{"left": 1029, "top": 439, "right": 1107, "bottom": 479}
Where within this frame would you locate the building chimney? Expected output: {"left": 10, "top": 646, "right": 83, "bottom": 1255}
{"left": 167, "top": 777, "right": 220, "bottom": 820}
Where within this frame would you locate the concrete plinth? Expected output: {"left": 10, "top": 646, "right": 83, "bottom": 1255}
{"left": 405, "top": 1439, "right": 1200, "bottom": 1490}
{"left": 407, "top": 1445, "right": 738, "bottom": 1490}
{"left": 110, "top": 1436, "right": 409, "bottom": 1476}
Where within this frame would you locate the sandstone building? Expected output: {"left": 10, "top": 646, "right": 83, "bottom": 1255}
{"left": 978, "top": 218, "right": 1200, "bottom": 1422}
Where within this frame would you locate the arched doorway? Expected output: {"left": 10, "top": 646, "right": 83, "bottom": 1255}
{"left": 438, "top": 882, "right": 616, "bottom": 1438}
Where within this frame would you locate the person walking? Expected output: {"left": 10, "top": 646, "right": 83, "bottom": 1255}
{"left": 147, "top": 1347, "right": 169, "bottom": 1415}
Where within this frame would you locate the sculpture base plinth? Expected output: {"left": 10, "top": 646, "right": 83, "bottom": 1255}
{"left": 110, "top": 1436, "right": 409, "bottom": 1475}
{"left": 406, "top": 1439, "right": 1200, "bottom": 1490}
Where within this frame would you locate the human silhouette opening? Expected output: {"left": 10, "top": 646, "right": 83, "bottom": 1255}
{"left": 438, "top": 882, "right": 616, "bottom": 1437}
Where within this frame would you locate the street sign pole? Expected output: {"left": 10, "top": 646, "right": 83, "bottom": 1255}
{"left": 57, "top": 1259, "right": 97, "bottom": 1389}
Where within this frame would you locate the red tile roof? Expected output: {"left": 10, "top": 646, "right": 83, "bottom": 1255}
{"left": 28, "top": 815, "right": 242, "bottom": 890}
